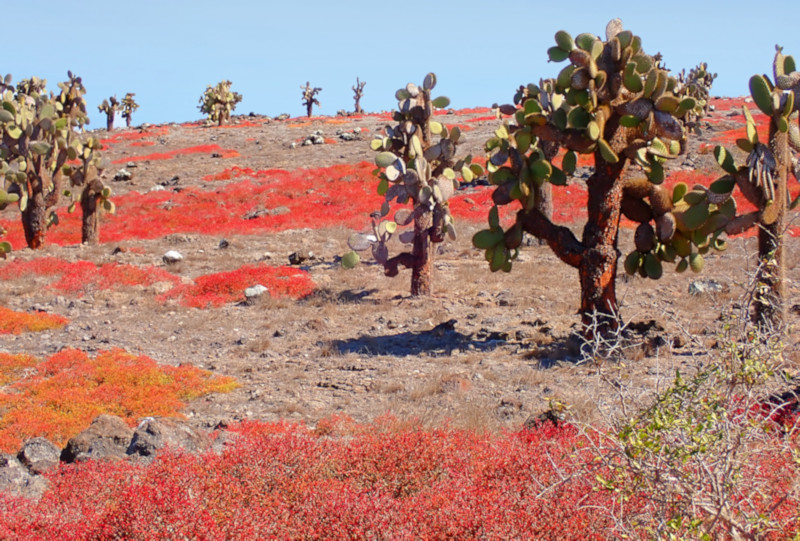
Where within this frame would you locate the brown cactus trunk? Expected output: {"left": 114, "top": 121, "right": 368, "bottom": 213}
{"left": 106, "top": 113, "right": 114, "bottom": 131}
{"left": 410, "top": 210, "right": 434, "bottom": 296}
{"left": 578, "top": 157, "right": 625, "bottom": 330}
{"left": 754, "top": 128, "right": 789, "bottom": 330}
{"left": 80, "top": 181, "right": 102, "bottom": 245}
{"left": 21, "top": 193, "right": 47, "bottom": 249}
{"left": 125, "top": 115, "right": 132, "bottom": 128}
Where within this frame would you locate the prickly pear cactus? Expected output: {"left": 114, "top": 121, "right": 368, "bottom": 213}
{"left": 98, "top": 95, "right": 119, "bottom": 131}
{"left": 301, "top": 82, "right": 322, "bottom": 118}
{"left": 120, "top": 93, "right": 138, "bottom": 128}
{"left": 0, "top": 71, "right": 93, "bottom": 249}
{"left": 199, "top": 80, "right": 242, "bottom": 126}
{"left": 708, "top": 46, "right": 800, "bottom": 328}
{"left": 344, "top": 72, "right": 483, "bottom": 296}
{"left": 62, "top": 134, "right": 113, "bottom": 245}
{"left": 352, "top": 77, "right": 365, "bottom": 114}
{"left": 474, "top": 20, "right": 709, "bottom": 328}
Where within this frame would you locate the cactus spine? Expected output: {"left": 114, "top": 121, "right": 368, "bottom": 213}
{"left": 475, "top": 20, "right": 711, "bottom": 330}
{"left": 346, "top": 73, "right": 483, "bottom": 296}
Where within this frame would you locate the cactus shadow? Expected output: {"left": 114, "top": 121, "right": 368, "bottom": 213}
{"left": 301, "top": 287, "right": 381, "bottom": 305}
{"left": 332, "top": 320, "right": 503, "bottom": 357}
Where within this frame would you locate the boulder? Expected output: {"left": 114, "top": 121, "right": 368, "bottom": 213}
{"left": 127, "top": 417, "right": 210, "bottom": 459}
{"left": 61, "top": 414, "right": 134, "bottom": 464}
{"left": 17, "top": 437, "right": 60, "bottom": 475}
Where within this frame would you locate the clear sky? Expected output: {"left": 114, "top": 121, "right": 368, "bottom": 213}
{"left": 9, "top": 0, "right": 799, "bottom": 127}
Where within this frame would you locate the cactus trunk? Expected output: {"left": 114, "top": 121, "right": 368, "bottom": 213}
{"left": 21, "top": 193, "right": 47, "bottom": 249}
{"left": 125, "top": 116, "right": 131, "bottom": 128}
{"left": 106, "top": 113, "right": 114, "bottom": 131}
{"left": 410, "top": 210, "right": 434, "bottom": 296}
{"left": 578, "top": 157, "right": 625, "bottom": 329}
{"left": 80, "top": 184, "right": 101, "bottom": 245}
{"left": 754, "top": 128, "right": 789, "bottom": 329}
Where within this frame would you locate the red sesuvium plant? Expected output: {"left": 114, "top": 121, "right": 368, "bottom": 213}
{"left": 0, "top": 414, "right": 796, "bottom": 538}
{"left": 0, "top": 348, "right": 237, "bottom": 453}
{"left": 0, "top": 306, "right": 68, "bottom": 335}
{"left": 344, "top": 73, "right": 484, "bottom": 296}
{"left": 473, "top": 20, "right": 715, "bottom": 331}
{"left": 157, "top": 264, "right": 315, "bottom": 308}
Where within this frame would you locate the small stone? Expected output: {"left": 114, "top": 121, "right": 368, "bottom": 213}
{"left": 218, "top": 239, "right": 229, "bottom": 249}
{"left": 113, "top": 169, "right": 132, "bottom": 181}
{"left": 126, "top": 161, "right": 137, "bottom": 168}
{"left": 688, "top": 279, "right": 723, "bottom": 296}
{"left": 162, "top": 250, "right": 184, "bottom": 265}
{"left": 244, "top": 284, "right": 269, "bottom": 300}
{"left": 17, "top": 437, "right": 60, "bottom": 475}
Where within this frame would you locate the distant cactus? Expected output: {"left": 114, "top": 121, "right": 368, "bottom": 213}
{"left": 345, "top": 73, "right": 483, "bottom": 296}
{"left": 301, "top": 82, "right": 322, "bottom": 117}
{"left": 0, "top": 72, "right": 113, "bottom": 248}
{"left": 199, "top": 80, "right": 242, "bottom": 126}
{"left": 98, "top": 96, "right": 119, "bottom": 131}
{"left": 474, "top": 20, "right": 711, "bottom": 331}
{"left": 709, "top": 46, "right": 799, "bottom": 329}
{"left": 352, "top": 77, "right": 365, "bottom": 114}
{"left": 120, "top": 93, "right": 139, "bottom": 128}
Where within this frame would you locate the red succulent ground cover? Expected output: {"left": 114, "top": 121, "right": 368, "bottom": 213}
{"left": 0, "top": 257, "right": 180, "bottom": 297}
{"left": 111, "top": 144, "right": 239, "bottom": 164}
{"left": 0, "top": 418, "right": 612, "bottom": 539}
{"left": 0, "top": 415, "right": 796, "bottom": 539}
{"left": 0, "top": 306, "right": 69, "bottom": 335}
{"left": 158, "top": 264, "right": 315, "bottom": 308}
{"left": 0, "top": 348, "right": 237, "bottom": 452}
{"left": 100, "top": 126, "right": 170, "bottom": 147}
{"left": 0, "top": 257, "right": 313, "bottom": 308}
{"left": 128, "top": 141, "right": 156, "bottom": 147}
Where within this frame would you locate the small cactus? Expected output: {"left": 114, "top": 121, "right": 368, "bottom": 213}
{"left": 345, "top": 73, "right": 483, "bottom": 296}
{"left": 120, "top": 93, "right": 139, "bottom": 128}
{"left": 301, "top": 82, "right": 322, "bottom": 118}
{"left": 352, "top": 77, "right": 365, "bottom": 114}
{"left": 199, "top": 80, "right": 242, "bottom": 126}
{"left": 98, "top": 96, "right": 119, "bottom": 131}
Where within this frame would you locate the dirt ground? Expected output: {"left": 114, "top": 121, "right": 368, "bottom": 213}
{"left": 2, "top": 104, "right": 799, "bottom": 433}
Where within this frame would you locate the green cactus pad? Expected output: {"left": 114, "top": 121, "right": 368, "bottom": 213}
{"left": 561, "top": 150, "right": 577, "bottom": 175}
{"left": 431, "top": 96, "right": 450, "bottom": 109}
{"left": 375, "top": 152, "right": 398, "bottom": 168}
{"left": 0, "top": 241, "right": 11, "bottom": 254}
{"left": 644, "top": 253, "right": 663, "bottom": 279}
{"left": 713, "top": 146, "right": 738, "bottom": 175}
{"left": 548, "top": 47, "right": 571, "bottom": 63}
{"left": 597, "top": 139, "right": 619, "bottom": 163}
{"left": 554, "top": 30, "right": 575, "bottom": 51}
{"left": 341, "top": 251, "right": 361, "bottom": 269}
{"left": 689, "top": 252, "right": 704, "bottom": 273}
{"left": 749, "top": 74, "right": 774, "bottom": 116}
{"left": 624, "top": 251, "right": 641, "bottom": 275}
{"left": 675, "top": 258, "right": 689, "bottom": 273}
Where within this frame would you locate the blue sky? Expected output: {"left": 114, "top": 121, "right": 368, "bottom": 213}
{"left": 10, "top": 0, "right": 799, "bottom": 126}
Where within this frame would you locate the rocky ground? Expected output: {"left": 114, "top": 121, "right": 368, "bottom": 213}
{"left": 2, "top": 101, "right": 799, "bottom": 442}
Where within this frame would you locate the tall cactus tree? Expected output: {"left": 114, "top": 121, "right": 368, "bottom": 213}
{"left": 301, "top": 82, "right": 321, "bottom": 118}
{"left": 199, "top": 80, "right": 242, "bottom": 126}
{"left": 345, "top": 73, "right": 483, "bottom": 296}
{"left": 711, "top": 46, "right": 800, "bottom": 329}
{"left": 474, "top": 20, "right": 711, "bottom": 330}
{"left": 120, "top": 93, "right": 139, "bottom": 128}
{"left": 98, "top": 96, "right": 118, "bottom": 131}
{"left": 0, "top": 72, "right": 94, "bottom": 249}
{"left": 353, "top": 77, "right": 366, "bottom": 114}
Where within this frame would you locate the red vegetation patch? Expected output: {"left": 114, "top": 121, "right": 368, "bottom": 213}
{"left": 129, "top": 141, "right": 156, "bottom": 147}
{"left": 465, "top": 115, "right": 498, "bottom": 123}
{"left": 100, "top": 126, "right": 170, "bottom": 146}
{"left": 0, "top": 257, "right": 180, "bottom": 296}
{"left": 287, "top": 121, "right": 312, "bottom": 128}
{"left": 111, "top": 144, "right": 238, "bottom": 164}
{"left": 0, "top": 352, "right": 38, "bottom": 385}
{"left": 158, "top": 264, "right": 314, "bottom": 308}
{"left": 0, "top": 348, "right": 237, "bottom": 452}
{"left": 0, "top": 418, "right": 615, "bottom": 538}
{"left": 0, "top": 306, "right": 68, "bottom": 335}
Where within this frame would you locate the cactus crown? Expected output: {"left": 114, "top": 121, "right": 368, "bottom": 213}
{"left": 199, "top": 80, "right": 242, "bottom": 125}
